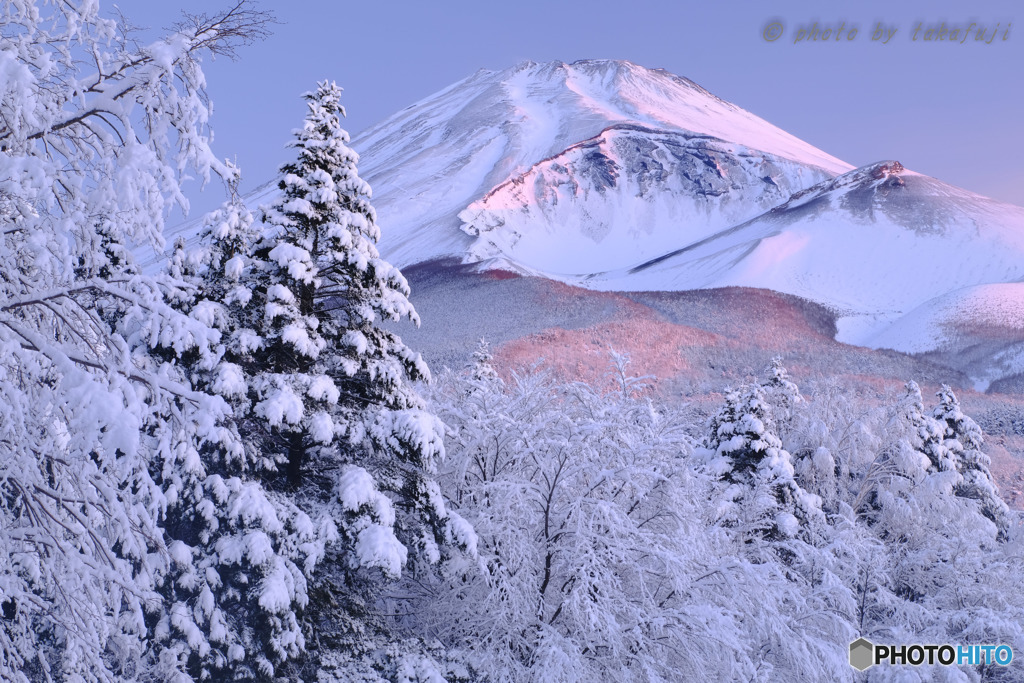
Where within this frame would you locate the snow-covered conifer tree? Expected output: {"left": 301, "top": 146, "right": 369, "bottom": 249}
{"left": 252, "top": 80, "right": 443, "bottom": 488}
{"left": 856, "top": 382, "right": 937, "bottom": 514}
{"left": 760, "top": 356, "right": 803, "bottom": 446}
{"left": 701, "top": 384, "right": 823, "bottom": 546}
{"left": 469, "top": 337, "right": 500, "bottom": 385}
{"left": 235, "top": 81, "right": 469, "bottom": 679}
{"left": 904, "top": 381, "right": 958, "bottom": 475}
{"left": 151, "top": 167, "right": 333, "bottom": 681}
{"left": 932, "top": 384, "right": 1013, "bottom": 541}
{"left": 865, "top": 382, "right": 1006, "bottom": 611}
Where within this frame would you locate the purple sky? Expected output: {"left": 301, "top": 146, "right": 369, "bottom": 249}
{"left": 113, "top": 0, "right": 1023, "bottom": 217}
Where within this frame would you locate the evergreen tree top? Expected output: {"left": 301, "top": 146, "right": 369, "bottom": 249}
{"left": 469, "top": 338, "right": 500, "bottom": 384}
{"left": 764, "top": 356, "right": 802, "bottom": 402}
{"left": 270, "top": 81, "right": 376, "bottom": 238}
{"left": 933, "top": 383, "right": 984, "bottom": 452}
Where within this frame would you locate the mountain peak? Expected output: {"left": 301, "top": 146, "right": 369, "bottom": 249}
{"left": 337, "top": 59, "right": 853, "bottom": 268}
{"left": 869, "top": 160, "right": 905, "bottom": 178}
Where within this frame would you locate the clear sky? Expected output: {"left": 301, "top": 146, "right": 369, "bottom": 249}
{"left": 112, "top": 0, "right": 1023, "bottom": 217}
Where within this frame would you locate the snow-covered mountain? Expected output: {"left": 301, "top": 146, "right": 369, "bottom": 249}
{"left": 548, "top": 158, "right": 1023, "bottom": 386}
{"left": 591, "top": 161, "right": 1024, "bottom": 329}
{"left": 239, "top": 59, "right": 849, "bottom": 269}
{"left": 173, "top": 59, "right": 1024, "bottom": 386}
{"left": 458, "top": 124, "right": 832, "bottom": 275}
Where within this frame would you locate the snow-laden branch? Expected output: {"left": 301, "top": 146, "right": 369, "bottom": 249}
{"left": 0, "top": 3, "right": 273, "bottom": 678}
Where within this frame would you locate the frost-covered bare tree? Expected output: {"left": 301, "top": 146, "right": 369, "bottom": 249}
{"left": 0, "top": 1, "right": 273, "bottom": 679}
{"left": 416, "top": 349, "right": 1024, "bottom": 681}
{"left": 786, "top": 378, "right": 884, "bottom": 515}
{"left": 420, "top": 352, "right": 770, "bottom": 681}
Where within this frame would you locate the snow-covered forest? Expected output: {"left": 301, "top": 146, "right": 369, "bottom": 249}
{"left": 1, "top": 1, "right": 1022, "bottom": 681}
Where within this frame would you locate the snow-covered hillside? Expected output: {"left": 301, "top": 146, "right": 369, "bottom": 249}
{"left": 590, "top": 161, "right": 1024, "bottom": 344}
{"left": 458, "top": 125, "right": 832, "bottom": 275}
{"left": 867, "top": 283, "right": 1024, "bottom": 391}
{"left": 869, "top": 283, "right": 1024, "bottom": 355}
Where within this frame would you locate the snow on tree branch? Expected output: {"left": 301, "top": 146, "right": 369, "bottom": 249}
{"left": 0, "top": 1, "right": 273, "bottom": 679}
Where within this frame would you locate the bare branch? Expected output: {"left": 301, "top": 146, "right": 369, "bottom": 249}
{"left": 173, "top": 0, "right": 278, "bottom": 61}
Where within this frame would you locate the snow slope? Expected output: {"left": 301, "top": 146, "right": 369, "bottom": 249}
{"left": 572, "top": 162, "right": 1024, "bottom": 343}
{"left": 869, "top": 284, "right": 1024, "bottom": 354}
{"left": 332, "top": 59, "right": 850, "bottom": 268}
{"left": 458, "top": 125, "right": 832, "bottom": 275}
{"left": 866, "top": 283, "right": 1024, "bottom": 391}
